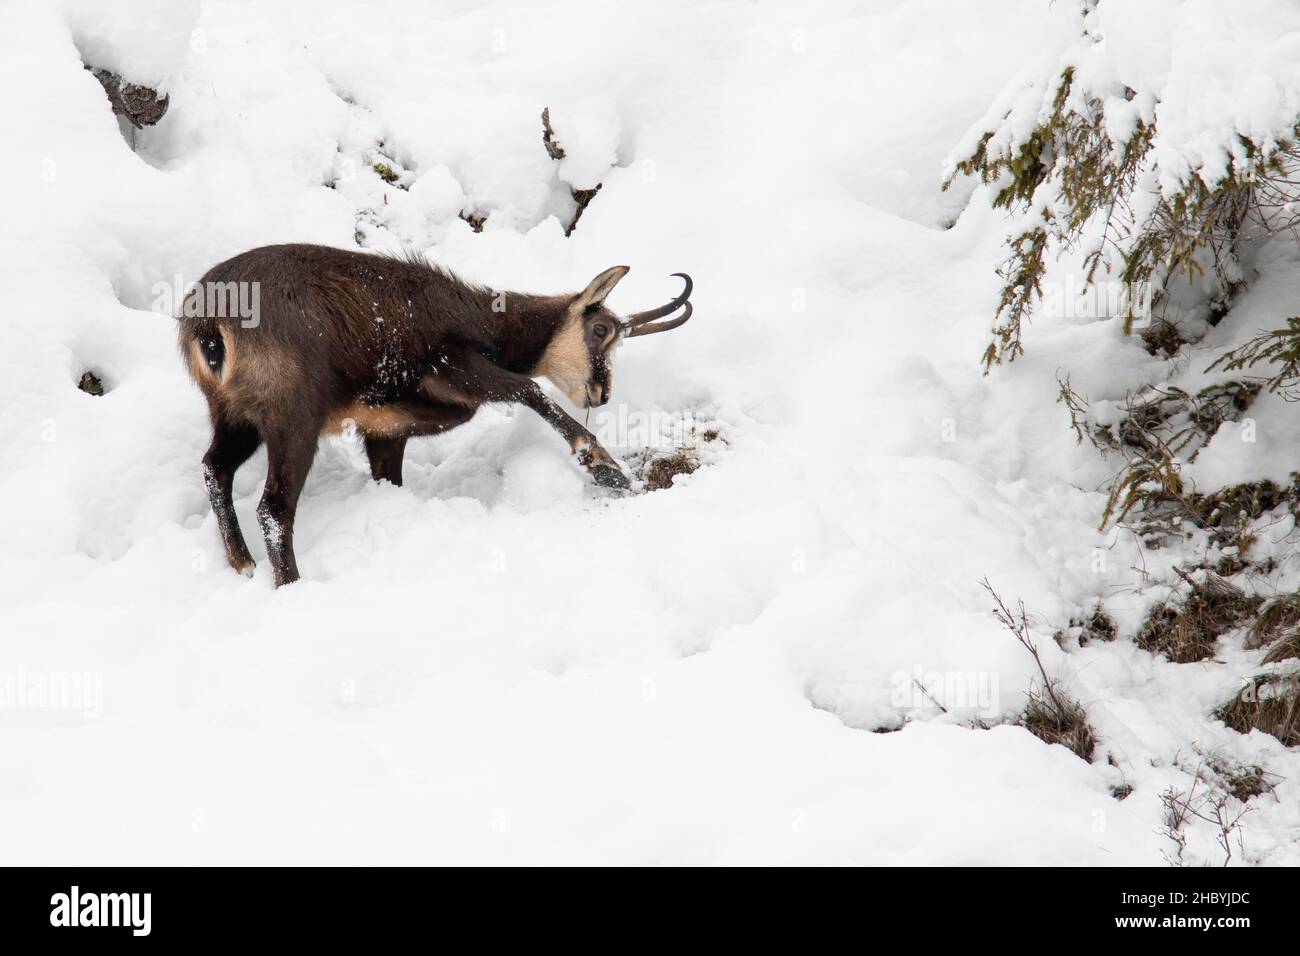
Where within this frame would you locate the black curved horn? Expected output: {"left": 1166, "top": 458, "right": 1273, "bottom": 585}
{"left": 625, "top": 301, "right": 692, "bottom": 337}
{"left": 623, "top": 273, "right": 693, "bottom": 331}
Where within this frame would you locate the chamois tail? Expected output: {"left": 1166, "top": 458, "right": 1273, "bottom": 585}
{"left": 178, "top": 315, "right": 235, "bottom": 386}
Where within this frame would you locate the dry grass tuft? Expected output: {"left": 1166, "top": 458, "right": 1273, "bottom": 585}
{"left": 1207, "top": 758, "right": 1277, "bottom": 802}
{"left": 1218, "top": 674, "right": 1300, "bottom": 747}
{"left": 1136, "top": 570, "right": 1262, "bottom": 663}
{"left": 1025, "top": 689, "right": 1097, "bottom": 763}
{"left": 1247, "top": 592, "right": 1300, "bottom": 663}
{"left": 1263, "top": 633, "right": 1300, "bottom": 665}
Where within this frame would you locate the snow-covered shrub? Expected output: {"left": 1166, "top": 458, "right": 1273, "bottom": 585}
{"left": 1211, "top": 315, "right": 1300, "bottom": 396}
{"left": 946, "top": 0, "right": 1300, "bottom": 372}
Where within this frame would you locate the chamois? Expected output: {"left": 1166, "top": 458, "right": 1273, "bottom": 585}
{"left": 178, "top": 243, "right": 693, "bottom": 586}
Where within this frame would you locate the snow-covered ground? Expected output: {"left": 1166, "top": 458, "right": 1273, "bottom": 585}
{"left": 2, "top": 0, "right": 1297, "bottom": 864}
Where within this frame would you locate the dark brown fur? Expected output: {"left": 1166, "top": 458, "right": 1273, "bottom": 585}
{"left": 179, "top": 243, "right": 630, "bottom": 586}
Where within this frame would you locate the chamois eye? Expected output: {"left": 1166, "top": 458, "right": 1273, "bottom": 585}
{"left": 592, "top": 323, "right": 609, "bottom": 339}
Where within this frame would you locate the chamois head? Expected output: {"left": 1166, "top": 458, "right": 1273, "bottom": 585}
{"left": 538, "top": 266, "right": 694, "bottom": 408}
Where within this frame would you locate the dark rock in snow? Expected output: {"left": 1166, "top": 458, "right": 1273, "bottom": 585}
{"left": 86, "top": 67, "right": 169, "bottom": 128}
{"left": 77, "top": 371, "right": 104, "bottom": 396}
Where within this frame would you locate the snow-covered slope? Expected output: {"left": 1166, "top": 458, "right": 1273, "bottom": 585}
{"left": 1, "top": 0, "right": 1293, "bottom": 864}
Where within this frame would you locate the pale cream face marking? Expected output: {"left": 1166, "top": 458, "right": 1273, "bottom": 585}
{"left": 531, "top": 305, "right": 593, "bottom": 407}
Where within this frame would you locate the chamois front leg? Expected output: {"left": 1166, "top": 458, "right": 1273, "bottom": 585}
{"left": 430, "top": 349, "right": 629, "bottom": 490}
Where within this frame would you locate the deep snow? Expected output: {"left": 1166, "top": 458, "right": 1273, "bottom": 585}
{"left": 1, "top": 0, "right": 1296, "bottom": 864}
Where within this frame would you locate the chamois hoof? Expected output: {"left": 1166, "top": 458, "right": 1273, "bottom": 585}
{"left": 591, "top": 463, "right": 630, "bottom": 490}
{"left": 233, "top": 560, "right": 256, "bottom": 579}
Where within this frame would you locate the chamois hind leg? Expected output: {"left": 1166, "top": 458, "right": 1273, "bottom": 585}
{"left": 202, "top": 420, "right": 262, "bottom": 576}
{"left": 362, "top": 401, "right": 475, "bottom": 486}
{"left": 363, "top": 434, "right": 408, "bottom": 486}
{"left": 257, "top": 426, "right": 320, "bottom": 587}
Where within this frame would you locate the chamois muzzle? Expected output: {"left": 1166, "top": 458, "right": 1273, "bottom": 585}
{"left": 623, "top": 273, "right": 693, "bottom": 338}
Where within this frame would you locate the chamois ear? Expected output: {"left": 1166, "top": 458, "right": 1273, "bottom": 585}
{"left": 576, "top": 265, "right": 630, "bottom": 308}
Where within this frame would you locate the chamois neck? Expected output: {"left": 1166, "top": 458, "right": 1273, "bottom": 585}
{"left": 479, "top": 292, "right": 571, "bottom": 374}
{"left": 403, "top": 258, "right": 573, "bottom": 374}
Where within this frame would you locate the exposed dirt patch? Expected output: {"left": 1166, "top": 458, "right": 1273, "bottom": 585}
{"left": 643, "top": 449, "right": 699, "bottom": 491}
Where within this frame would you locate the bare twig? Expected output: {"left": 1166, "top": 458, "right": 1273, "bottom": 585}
{"left": 911, "top": 678, "right": 949, "bottom": 714}
{"left": 983, "top": 578, "right": 1068, "bottom": 715}
{"left": 540, "top": 106, "right": 603, "bottom": 237}
{"left": 982, "top": 578, "right": 1097, "bottom": 761}
{"left": 541, "top": 106, "right": 566, "bottom": 160}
